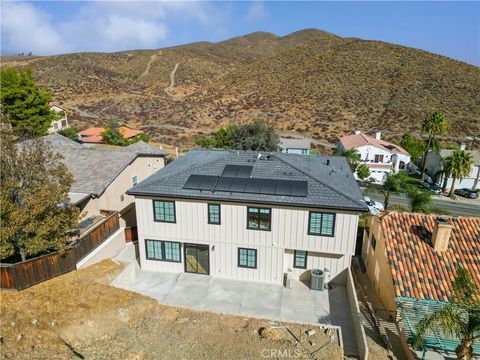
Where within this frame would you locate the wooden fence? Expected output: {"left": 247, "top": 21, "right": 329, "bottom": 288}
{"left": 0, "top": 212, "right": 120, "bottom": 291}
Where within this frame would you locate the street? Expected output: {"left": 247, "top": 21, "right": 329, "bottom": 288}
{"left": 364, "top": 191, "right": 480, "bottom": 217}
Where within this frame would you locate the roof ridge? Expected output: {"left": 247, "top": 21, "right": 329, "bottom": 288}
{"left": 273, "top": 154, "right": 366, "bottom": 209}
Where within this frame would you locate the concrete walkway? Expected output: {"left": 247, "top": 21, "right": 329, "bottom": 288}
{"left": 111, "top": 245, "right": 359, "bottom": 356}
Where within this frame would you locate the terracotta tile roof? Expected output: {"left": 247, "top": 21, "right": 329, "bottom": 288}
{"left": 78, "top": 127, "right": 105, "bottom": 136}
{"left": 380, "top": 211, "right": 480, "bottom": 302}
{"left": 340, "top": 133, "right": 409, "bottom": 155}
{"left": 80, "top": 135, "right": 104, "bottom": 143}
{"left": 78, "top": 126, "right": 144, "bottom": 143}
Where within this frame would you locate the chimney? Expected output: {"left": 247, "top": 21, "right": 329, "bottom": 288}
{"left": 460, "top": 143, "right": 466, "bottom": 150}
{"left": 431, "top": 217, "right": 454, "bottom": 252}
{"left": 375, "top": 131, "right": 382, "bottom": 140}
{"left": 355, "top": 130, "right": 361, "bottom": 135}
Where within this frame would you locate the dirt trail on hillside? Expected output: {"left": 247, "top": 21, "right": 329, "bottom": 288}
{"left": 140, "top": 50, "right": 162, "bottom": 79}
{"left": 0, "top": 260, "right": 342, "bottom": 360}
{"left": 164, "top": 62, "right": 181, "bottom": 101}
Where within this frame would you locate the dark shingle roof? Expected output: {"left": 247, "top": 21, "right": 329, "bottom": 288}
{"left": 128, "top": 149, "right": 368, "bottom": 211}
{"left": 40, "top": 134, "right": 165, "bottom": 196}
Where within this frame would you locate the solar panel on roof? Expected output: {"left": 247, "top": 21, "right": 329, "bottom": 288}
{"left": 245, "top": 178, "right": 262, "bottom": 193}
{"left": 215, "top": 177, "right": 235, "bottom": 191}
{"left": 222, "top": 165, "right": 253, "bottom": 178}
{"left": 290, "top": 181, "right": 308, "bottom": 196}
{"left": 183, "top": 174, "right": 217, "bottom": 191}
{"left": 230, "top": 178, "right": 248, "bottom": 192}
{"left": 275, "top": 180, "right": 293, "bottom": 196}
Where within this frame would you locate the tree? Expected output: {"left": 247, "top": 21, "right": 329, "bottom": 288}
{"left": 101, "top": 119, "right": 128, "bottom": 146}
{"left": 58, "top": 127, "right": 79, "bottom": 141}
{"left": 0, "top": 133, "right": 80, "bottom": 261}
{"left": 356, "top": 164, "right": 370, "bottom": 181}
{"left": 445, "top": 150, "right": 474, "bottom": 197}
{"left": 414, "top": 268, "right": 480, "bottom": 360}
{"left": 380, "top": 172, "right": 408, "bottom": 209}
{"left": 420, "top": 111, "right": 448, "bottom": 180}
{"left": 0, "top": 68, "right": 57, "bottom": 137}
{"left": 229, "top": 119, "right": 279, "bottom": 151}
{"left": 406, "top": 187, "right": 432, "bottom": 213}
{"left": 400, "top": 133, "right": 425, "bottom": 163}
{"left": 195, "top": 125, "right": 236, "bottom": 149}
{"left": 338, "top": 148, "right": 361, "bottom": 172}
{"left": 129, "top": 132, "right": 150, "bottom": 144}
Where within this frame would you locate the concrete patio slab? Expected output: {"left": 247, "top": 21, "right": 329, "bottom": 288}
{"left": 112, "top": 261, "right": 359, "bottom": 356}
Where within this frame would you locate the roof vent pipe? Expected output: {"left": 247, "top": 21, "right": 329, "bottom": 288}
{"left": 326, "top": 159, "right": 330, "bottom": 166}
{"left": 432, "top": 217, "right": 454, "bottom": 252}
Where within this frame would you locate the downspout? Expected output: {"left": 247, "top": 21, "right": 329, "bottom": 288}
{"left": 472, "top": 165, "right": 480, "bottom": 191}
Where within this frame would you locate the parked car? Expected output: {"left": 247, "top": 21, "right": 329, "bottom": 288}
{"left": 454, "top": 188, "right": 479, "bottom": 199}
{"left": 364, "top": 196, "right": 385, "bottom": 215}
{"left": 423, "top": 182, "right": 442, "bottom": 194}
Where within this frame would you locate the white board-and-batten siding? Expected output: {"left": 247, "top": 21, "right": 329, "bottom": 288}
{"left": 135, "top": 196, "right": 359, "bottom": 285}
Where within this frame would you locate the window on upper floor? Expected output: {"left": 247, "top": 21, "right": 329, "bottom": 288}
{"left": 208, "top": 203, "right": 221, "bottom": 225}
{"left": 132, "top": 176, "right": 138, "bottom": 186}
{"left": 145, "top": 239, "right": 181, "bottom": 262}
{"left": 247, "top": 207, "right": 271, "bottom": 231}
{"left": 308, "top": 212, "right": 335, "bottom": 237}
{"left": 294, "top": 250, "right": 308, "bottom": 269}
{"left": 370, "top": 234, "right": 377, "bottom": 251}
{"left": 238, "top": 248, "right": 257, "bottom": 269}
{"left": 153, "top": 200, "right": 176, "bottom": 223}
{"left": 374, "top": 154, "right": 384, "bottom": 163}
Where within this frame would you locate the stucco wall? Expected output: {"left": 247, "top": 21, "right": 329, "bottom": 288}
{"left": 136, "top": 197, "right": 360, "bottom": 284}
{"left": 362, "top": 216, "right": 397, "bottom": 312}
{"left": 346, "top": 269, "right": 369, "bottom": 360}
{"left": 81, "top": 156, "right": 165, "bottom": 218}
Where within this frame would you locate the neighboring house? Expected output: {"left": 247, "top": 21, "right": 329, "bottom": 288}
{"left": 47, "top": 105, "right": 69, "bottom": 134}
{"left": 279, "top": 137, "right": 311, "bottom": 155}
{"left": 338, "top": 131, "right": 410, "bottom": 184}
{"left": 78, "top": 126, "right": 144, "bottom": 144}
{"left": 361, "top": 211, "right": 480, "bottom": 357}
{"left": 127, "top": 150, "right": 368, "bottom": 285}
{"left": 425, "top": 144, "right": 480, "bottom": 191}
{"left": 41, "top": 134, "right": 166, "bottom": 227}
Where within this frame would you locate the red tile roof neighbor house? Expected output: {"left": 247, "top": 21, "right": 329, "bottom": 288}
{"left": 78, "top": 126, "right": 144, "bottom": 143}
{"left": 381, "top": 212, "right": 480, "bottom": 302}
{"left": 340, "top": 132, "right": 409, "bottom": 155}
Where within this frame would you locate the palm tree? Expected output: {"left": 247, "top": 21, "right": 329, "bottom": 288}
{"left": 381, "top": 172, "right": 408, "bottom": 209}
{"left": 420, "top": 111, "right": 448, "bottom": 180}
{"left": 338, "top": 148, "right": 361, "bottom": 172}
{"left": 446, "top": 150, "right": 473, "bottom": 197}
{"left": 406, "top": 187, "right": 432, "bottom": 213}
{"left": 415, "top": 268, "right": 480, "bottom": 360}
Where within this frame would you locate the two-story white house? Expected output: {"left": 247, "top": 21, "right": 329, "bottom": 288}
{"left": 48, "top": 105, "right": 69, "bottom": 134}
{"left": 338, "top": 131, "right": 410, "bottom": 184}
{"left": 127, "top": 150, "right": 368, "bottom": 286}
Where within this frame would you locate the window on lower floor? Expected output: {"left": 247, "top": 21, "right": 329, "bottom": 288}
{"left": 145, "top": 239, "right": 181, "bottom": 262}
{"left": 238, "top": 248, "right": 257, "bottom": 269}
{"left": 153, "top": 200, "right": 176, "bottom": 223}
{"left": 247, "top": 207, "right": 271, "bottom": 230}
{"left": 294, "top": 250, "right": 308, "bottom": 269}
{"left": 374, "top": 154, "right": 384, "bottom": 163}
{"left": 208, "top": 203, "right": 220, "bottom": 224}
{"left": 308, "top": 212, "right": 335, "bottom": 236}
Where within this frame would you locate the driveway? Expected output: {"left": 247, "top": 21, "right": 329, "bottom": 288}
{"left": 111, "top": 247, "right": 359, "bottom": 356}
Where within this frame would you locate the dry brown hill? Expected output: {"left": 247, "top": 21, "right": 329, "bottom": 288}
{"left": 2, "top": 29, "right": 479, "bottom": 151}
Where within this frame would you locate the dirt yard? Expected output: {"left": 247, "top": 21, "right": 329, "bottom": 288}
{"left": 0, "top": 260, "right": 342, "bottom": 360}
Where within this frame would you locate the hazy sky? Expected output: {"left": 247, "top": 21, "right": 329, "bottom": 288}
{"left": 1, "top": 1, "right": 479, "bottom": 65}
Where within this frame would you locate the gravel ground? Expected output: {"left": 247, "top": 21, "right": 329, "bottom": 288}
{"left": 0, "top": 260, "right": 342, "bottom": 360}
